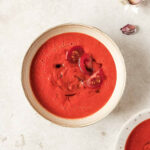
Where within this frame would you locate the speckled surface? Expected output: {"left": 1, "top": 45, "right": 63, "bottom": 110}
{"left": 0, "top": 0, "right": 150, "bottom": 150}
{"left": 116, "top": 109, "right": 150, "bottom": 150}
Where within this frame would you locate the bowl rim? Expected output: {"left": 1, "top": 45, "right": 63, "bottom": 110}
{"left": 21, "top": 23, "right": 126, "bottom": 127}
{"left": 115, "top": 109, "right": 150, "bottom": 150}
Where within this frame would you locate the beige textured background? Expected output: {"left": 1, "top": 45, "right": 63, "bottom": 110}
{"left": 0, "top": 0, "right": 150, "bottom": 150}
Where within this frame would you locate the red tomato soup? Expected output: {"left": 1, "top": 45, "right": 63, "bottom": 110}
{"left": 30, "top": 32, "right": 117, "bottom": 118}
{"left": 125, "top": 119, "right": 150, "bottom": 150}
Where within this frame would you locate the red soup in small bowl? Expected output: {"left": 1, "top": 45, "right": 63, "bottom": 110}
{"left": 22, "top": 24, "right": 126, "bottom": 127}
{"left": 116, "top": 110, "right": 150, "bottom": 150}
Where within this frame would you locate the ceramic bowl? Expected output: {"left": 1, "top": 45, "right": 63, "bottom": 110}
{"left": 21, "top": 24, "right": 126, "bottom": 127}
{"left": 115, "top": 109, "right": 150, "bottom": 149}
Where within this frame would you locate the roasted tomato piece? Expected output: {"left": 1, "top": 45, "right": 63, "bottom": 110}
{"left": 79, "top": 53, "right": 93, "bottom": 75}
{"left": 143, "top": 143, "right": 150, "bottom": 150}
{"left": 85, "top": 68, "right": 105, "bottom": 89}
{"left": 66, "top": 46, "right": 84, "bottom": 63}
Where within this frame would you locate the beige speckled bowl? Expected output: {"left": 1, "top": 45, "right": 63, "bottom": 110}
{"left": 115, "top": 109, "right": 150, "bottom": 150}
{"left": 21, "top": 24, "right": 126, "bottom": 127}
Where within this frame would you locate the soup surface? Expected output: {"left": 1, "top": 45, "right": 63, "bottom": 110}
{"left": 30, "top": 32, "right": 117, "bottom": 118}
{"left": 125, "top": 119, "right": 150, "bottom": 150}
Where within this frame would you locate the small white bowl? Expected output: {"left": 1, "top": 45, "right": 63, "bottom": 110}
{"left": 115, "top": 109, "right": 150, "bottom": 149}
{"left": 21, "top": 24, "right": 126, "bottom": 127}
